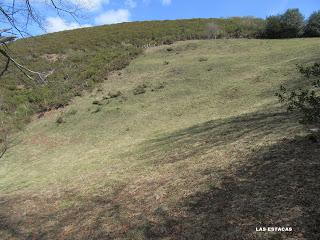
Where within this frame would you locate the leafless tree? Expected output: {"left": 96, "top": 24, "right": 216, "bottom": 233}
{"left": 207, "top": 22, "right": 222, "bottom": 39}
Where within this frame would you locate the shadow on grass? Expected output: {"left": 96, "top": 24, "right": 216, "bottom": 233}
{"left": 1, "top": 109, "right": 319, "bottom": 240}
{"left": 143, "top": 109, "right": 298, "bottom": 164}
{"left": 143, "top": 115, "right": 320, "bottom": 239}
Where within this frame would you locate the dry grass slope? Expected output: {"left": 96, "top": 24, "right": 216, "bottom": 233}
{"left": 0, "top": 39, "right": 320, "bottom": 239}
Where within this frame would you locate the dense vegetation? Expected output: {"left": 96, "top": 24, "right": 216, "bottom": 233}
{"left": 0, "top": 17, "right": 264, "bottom": 133}
{"left": 264, "top": 9, "right": 320, "bottom": 38}
{"left": 305, "top": 11, "right": 320, "bottom": 37}
{"left": 1, "top": 8, "right": 320, "bottom": 134}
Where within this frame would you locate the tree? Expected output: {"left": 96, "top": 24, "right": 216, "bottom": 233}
{"left": 276, "top": 63, "right": 320, "bottom": 129}
{"left": 264, "top": 9, "right": 305, "bottom": 39}
{"left": 207, "top": 22, "right": 223, "bottom": 39}
{"left": 264, "top": 15, "right": 282, "bottom": 38}
{"left": 279, "top": 8, "right": 304, "bottom": 38}
{"left": 304, "top": 11, "right": 320, "bottom": 37}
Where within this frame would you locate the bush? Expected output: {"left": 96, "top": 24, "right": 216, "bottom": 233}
{"left": 133, "top": 84, "right": 147, "bottom": 95}
{"left": 162, "top": 39, "right": 174, "bottom": 45}
{"left": 92, "top": 100, "right": 103, "bottom": 105}
{"left": 92, "top": 107, "right": 102, "bottom": 113}
{"left": 276, "top": 63, "right": 320, "bottom": 124}
{"left": 56, "top": 116, "right": 64, "bottom": 124}
{"left": 199, "top": 57, "right": 208, "bottom": 62}
{"left": 108, "top": 91, "right": 122, "bottom": 98}
{"left": 304, "top": 11, "right": 320, "bottom": 37}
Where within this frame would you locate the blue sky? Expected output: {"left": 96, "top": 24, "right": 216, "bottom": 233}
{"left": 30, "top": 0, "right": 320, "bottom": 34}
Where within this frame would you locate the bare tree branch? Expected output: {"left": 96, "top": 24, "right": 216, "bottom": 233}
{"left": 0, "top": 32, "right": 52, "bottom": 84}
{"left": 0, "top": 1, "right": 81, "bottom": 81}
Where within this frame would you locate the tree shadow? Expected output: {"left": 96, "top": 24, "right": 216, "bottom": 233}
{"left": 142, "top": 109, "right": 298, "bottom": 165}
{"left": 145, "top": 133, "right": 320, "bottom": 239}
{"left": 2, "top": 109, "right": 319, "bottom": 240}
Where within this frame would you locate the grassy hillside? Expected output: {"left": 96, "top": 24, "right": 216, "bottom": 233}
{"left": 0, "top": 18, "right": 264, "bottom": 131}
{"left": 1, "top": 38, "right": 320, "bottom": 239}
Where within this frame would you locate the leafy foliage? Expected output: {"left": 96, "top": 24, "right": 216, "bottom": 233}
{"left": 276, "top": 63, "right": 320, "bottom": 124}
{"left": 304, "top": 11, "right": 320, "bottom": 37}
{"left": 264, "top": 9, "right": 304, "bottom": 38}
{"left": 264, "top": 16, "right": 282, "bottom": 39}
{"left": 279, "top": 9, "right": 304, "bottom": 38}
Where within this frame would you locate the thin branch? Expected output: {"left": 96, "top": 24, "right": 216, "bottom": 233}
{"left": 0, "top": 1, "right": 81, "bottom": 83}
{"left": 0, "top": 48, "right": 51, "bottom": 84}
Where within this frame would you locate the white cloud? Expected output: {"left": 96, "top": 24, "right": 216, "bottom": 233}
{"left": 28, "top": 0, "right": 109, "bottom": 11}
{"left": 162, "top": 0, "right": 171, "bottom": 6}
{"left": 68, "top": 0, "right": 109, "bottom": 11}
{"left": 45, "top": 17, "right": 91, "bottom": 33}
{"left": 95, "top": 9, "right": 130, "bottom": 25}
{"left": 125, "top": 0, "right": 137, "bottom": 8}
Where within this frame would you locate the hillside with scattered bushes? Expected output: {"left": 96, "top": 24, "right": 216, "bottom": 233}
{"left": 0, "top": 17, "right": 264, "bottom": 132}
{"left": 1, "top": 9, "right": 320, "bottom": 134}
{"left": 0, "top": 6, "right": 320, "bottom": 238}
{"left": 1, "top": 38, "right": 320, "bottom": 239}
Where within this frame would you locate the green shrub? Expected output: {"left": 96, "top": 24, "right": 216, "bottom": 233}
{"left": 276, "top": 63, "right": 320, "bottom": 124}
{"left": 56, "top": 116, "right": 64, "bottom": 124}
